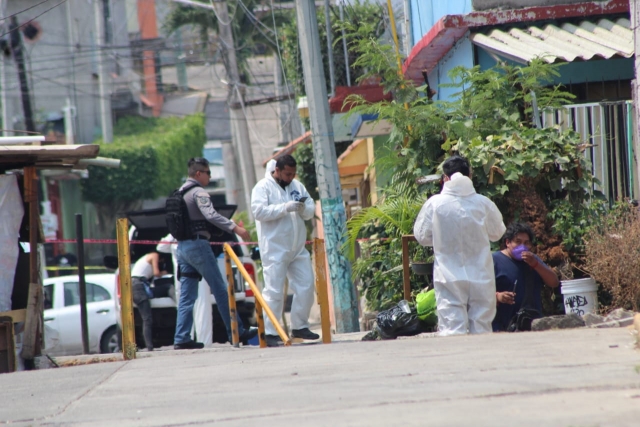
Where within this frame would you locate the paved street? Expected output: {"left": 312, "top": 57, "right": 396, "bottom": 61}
{"left": 2, "top": 328, "right": 639, "bottom": 426}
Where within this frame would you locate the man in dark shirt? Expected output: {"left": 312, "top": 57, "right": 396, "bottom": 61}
{"left": 493, "top": 222, "right": 559, "bottom": 332}
{"left": 173, "top": 157, "right": 257, "bottom": 349}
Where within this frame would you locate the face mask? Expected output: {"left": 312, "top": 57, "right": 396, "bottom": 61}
{"left": 511, "top": 244, "right": 528, "bottom": 261}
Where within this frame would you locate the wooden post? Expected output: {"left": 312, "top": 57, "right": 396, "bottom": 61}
{"left": 313, "top": 239, "right": 332, "bottom": 344}
{"left": 76, "top": 214, "right": 89, "bottom": 354}
{"left": 255, "top": 301, "right": 267, "bottom": 348}
{"left": 116, "top": 218, "right": 136, "bottom": 360}
{"left": 224, "top": 252, "right": 240, "bottom": 347}
{"left": 21, "top": 166, "right": 41, "bottom": 363}
{"left": 402, "top": 235, "right": 412, "bottom": 301}
{"left": 223, "top": 244, "right": 290, "bottom": 345}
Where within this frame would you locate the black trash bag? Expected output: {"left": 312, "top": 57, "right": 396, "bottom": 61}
{"left": 375, "top": 303, "right": 426, "bottom": 340}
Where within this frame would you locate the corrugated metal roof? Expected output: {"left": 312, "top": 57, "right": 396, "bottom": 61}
{"left": 470, "top": 18, "right": 632, "bottom": 64}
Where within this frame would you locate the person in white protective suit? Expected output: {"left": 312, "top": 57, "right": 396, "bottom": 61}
{"left": 251, "top": 155, "right": 319, "bottom": 347}
{"left": 413, "top": 155, "right": 506, "bottom": 336}
{"left": 157, "top": 234, "right": 213, "bottom": 346}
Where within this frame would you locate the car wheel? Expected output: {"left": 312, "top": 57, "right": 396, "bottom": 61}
{"left": 100, "top": 326, "right": 120, "bottom": 353}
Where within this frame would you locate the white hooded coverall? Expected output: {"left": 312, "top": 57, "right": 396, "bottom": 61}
{"left": 251, "top": 160, "right": 316, "bottom": 336}
{"left": 413, "top": 173, "right": 506, "bottom": 336}
{"left": 157, "top": 234, "right": 213, "bottom": 346}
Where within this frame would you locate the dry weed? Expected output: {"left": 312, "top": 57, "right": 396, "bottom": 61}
{"left": 583, "top": 203, "right": 640, "bottom": 312}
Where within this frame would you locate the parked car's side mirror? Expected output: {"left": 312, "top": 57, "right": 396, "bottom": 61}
{"left": 103, "top": 255, "right": 119, "bottom": 270}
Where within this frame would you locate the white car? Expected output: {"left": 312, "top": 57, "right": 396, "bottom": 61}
{"left": 43, "top": 274, "right": 119, "bottom": 356}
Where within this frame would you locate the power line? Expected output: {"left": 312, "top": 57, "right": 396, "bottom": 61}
{"left": 0, "top": 0, "right": 70, "bottom": 39}
{"left": 0, "top": 0, "right": 55, "bottom": 22}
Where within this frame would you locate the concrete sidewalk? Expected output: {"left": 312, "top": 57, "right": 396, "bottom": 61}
{"left": 1, "top": 328, "right": 638, "bottom": 426}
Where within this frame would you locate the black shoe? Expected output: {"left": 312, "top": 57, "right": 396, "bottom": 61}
{"left": 239, "top": 327, "right": 258, "bottom": 343}
{"left": 265, "top": 334, "right": 283, "bottom": 348}
{"left": 291, "top": 328, "right": 320, "bottom": 340}
{"left": 174, "top": 340, "right": 204, "bottom": 350}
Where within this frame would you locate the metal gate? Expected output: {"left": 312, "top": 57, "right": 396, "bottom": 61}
{"left": 542, "top": 101, "right": 635, "bottom": 202}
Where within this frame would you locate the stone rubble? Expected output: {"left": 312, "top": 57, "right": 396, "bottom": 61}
{"left": 531, "top": 309, "right": 639, "bottom": 332}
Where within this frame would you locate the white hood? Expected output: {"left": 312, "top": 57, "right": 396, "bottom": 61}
{"left": 265, "top": 159, "right": 277, "bottom": 178}
{"left": 441, "top": 172, "right": 476, "bottom": 197}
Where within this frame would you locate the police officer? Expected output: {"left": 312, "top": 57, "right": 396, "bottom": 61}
{"left": 173, "top": 157, "right": 257, "bottom": 349}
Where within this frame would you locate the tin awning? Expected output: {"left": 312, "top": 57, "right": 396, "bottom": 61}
{"left": 402, "top": 0, "right": 628, "bottom": 84}
{"left": 471, "top": 17, "right": 632, "bottom": 64}
{"left": 0, "top": 144, "right": 102, "bottom": 169}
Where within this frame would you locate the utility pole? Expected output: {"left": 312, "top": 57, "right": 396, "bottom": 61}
{"left": 221, "top": 139, "right": 239, "bottom": 204}
{"left": 211, "top": 0, "right": 256, "bottom": 217}
{"left": 323, "top": 0, "right": 335, "bottom": 96}
{"left": 94, "top": 0, "right": 113, "bottom": 142}
{"left": 274, "top": 60, "right": 296, "bottom": 143}
{"left": 403, "top": 0, "right": 413, "bottom": 56}
{"left": 63, "top": 98, "right": 75, "bottom": 145}
{"left": 10, "top": 16, "right": 35, "bottom": 133}
{"left": 295, "top": 0, "right": 359, "bottom": 333}
{"left": 339, "top": 0, "right": 351, "bottom": 87}
{"left": 175, "top": 28, "right": 189, "bottom": 91}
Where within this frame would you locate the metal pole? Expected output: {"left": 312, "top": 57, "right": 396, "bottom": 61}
{"left": 401, "top": 235, "right": 416, "bottom": 301}
{"left": 324, "top": 0, "right": 335, "bottom": 96}
{"left": 116, "top": 218, "right": 136, "bottom": 360}
{"left": 175, "top": 28, "right": 188, "bottom": 91}
{"left": 94, "top": 0, "right": 113, "bottom": 142}
{"left": 76, "top": 214, "right": 90, "bottom": 354}
{"left": 295, "top": 0, "right": 358, "bottom": 333}
{"left": 313, "top": 239, "right": 331, "bottom": 344}
{"left": 63, "top": 98, "right": 75, "bottom": 145}
{"left": 224, "top": 252, "right": 240, "bottom": 347}
{"left": 212, "top": 0, "right": 257, "bottom": 218}
{"left": 403, "top": 0, "right": 413, "bottom": 56}
{"left": 339, "top": 0, "right": 351, "bottom": 87}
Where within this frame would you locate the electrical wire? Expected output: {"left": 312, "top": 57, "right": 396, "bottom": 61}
{"left": 0, "top": 0, "right": 55, "bottom": 22}
{"left": 0, "top": 0, "right": 70, "bottom": 39}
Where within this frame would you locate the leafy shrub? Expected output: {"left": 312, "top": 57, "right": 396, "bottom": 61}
{"left": 82, "top": 114, "right": 206, "bottom": 236}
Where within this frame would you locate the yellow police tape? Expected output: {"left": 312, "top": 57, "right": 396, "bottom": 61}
{"left": 45, "top": 266, "right": 107, "bottom": 271}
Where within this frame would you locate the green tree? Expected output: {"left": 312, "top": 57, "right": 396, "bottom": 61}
{"left": 164, "top": 0, "right": 288, "bottom": 81}
{"left": 343, "top": 22, "right": 599, "bottom": 311}
{"left": 279, "top": 0, "right": 385, "bottom": 96}
{"left": 82, "top": 115, "right": 206, "bottom": 237}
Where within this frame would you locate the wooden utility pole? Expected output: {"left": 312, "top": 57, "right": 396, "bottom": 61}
{"left": 295, "top": 0, "right": 358, "bottom": 333}
{"left": 21, "top": 166, "right": 41, "bottom": 366}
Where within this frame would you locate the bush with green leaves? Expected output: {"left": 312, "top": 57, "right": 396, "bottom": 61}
{"left": 342, "top": 22, "right": 602, "bottom": 310}
{"left": 82, "top": 115, "right": 206, "bottom": 236}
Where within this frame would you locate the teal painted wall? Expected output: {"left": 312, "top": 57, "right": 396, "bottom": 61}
{"left": 410, "top": 0, "right": 473, "bottom": 49}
